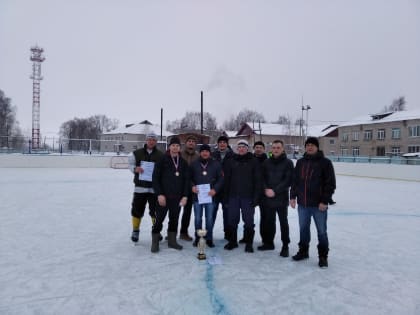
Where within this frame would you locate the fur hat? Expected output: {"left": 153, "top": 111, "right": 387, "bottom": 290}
{"left": 169, "top": 137, "right": 181, "bottom": 146}
{"left": 304, "top": 137, "right": 319, "bottom": 148}
{"left": 199, "top": 144, "right": 211, "bottom": 152}
{"left": 186, "top": 134, "right": 197, "bottom": 142}
{"left": 217, "top": 135, "right": 229, "bottom": 143}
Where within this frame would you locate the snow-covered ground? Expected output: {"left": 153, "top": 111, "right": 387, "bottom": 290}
{"left": 0, "top": 168, "right": 419, "bottom": 315}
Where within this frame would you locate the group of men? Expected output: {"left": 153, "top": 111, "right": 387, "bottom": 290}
{"left": 129, "top": 133, "right": 336, "bottom": 268}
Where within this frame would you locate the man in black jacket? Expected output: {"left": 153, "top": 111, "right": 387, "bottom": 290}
{"left": 290, "top": 137, "right": 336, "bottom": 268}
{"left": 259, "top": 140, "right": 294, "bottom": 257}
{"left": 190, "top": 144, "right": 224, "bottom": 247}
{"left": 151, "top": 137, "right": 190, "bottom": 253}
{"left": 128, "top": 133, "right": 163, "bottom": 243}
{"left": 179, "top": 135, "right": 199, "bottom": 241}
{"left": 211, "top": 136, "right": 234, "bottom": 239}
{"left": 223, "top": 139, "right": 262, "bottom": 253}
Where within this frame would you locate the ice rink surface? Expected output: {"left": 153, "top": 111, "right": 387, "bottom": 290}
{"left": 1, "top": 168, "right": 419, "bottom": 315}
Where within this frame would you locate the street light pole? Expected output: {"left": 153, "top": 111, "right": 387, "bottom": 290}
{"left": 301, "top": 105, "right": 311, "bottom": 148}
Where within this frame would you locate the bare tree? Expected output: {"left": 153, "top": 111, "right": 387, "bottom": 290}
{"left": 275, "top": 115, "right": 291, "bottom": 125}
{"left": 59, "top": 115, "right": 119, "bottom": 150}
{"left": 222, "top": 109, "right": 266, "bottom": 130}
{"left": 381, "top": 96, "right": 406, "bottom": 113}
{"left": 0, "top": 89, "right": 23, "bottom": 148}
{"left": 167, "top": 111, "right": 217, "bottom": 132}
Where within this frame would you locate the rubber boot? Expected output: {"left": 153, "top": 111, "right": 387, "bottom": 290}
{"left": 168, "top": 231, "right": 183, "bottom": 250}
{"left": 151, "top": 233, "right": 160, "bottom": 253}
{"left": 318, "top": 245, "right": 329, "bottom": 268}
{"left": 292, "top": 243, "right": 309, "bottom": 261}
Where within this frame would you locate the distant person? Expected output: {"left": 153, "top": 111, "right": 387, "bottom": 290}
{"left": 211, "top": 135, "right": 234, "bottom": 239}
{"left": 190, "top": 144, "right": 224, "bottom": 248}
{"left": 151, "top": 137, "right": 189, "bottom": 253}
{"left": 223, "top": 139, "right": 262, "bottom": 253}
{"left": 259, "top": 140, "right": 294, "bottom": 257}
{"left": 128, "top": 133, "right": 163, "bottom": 243}
{"left": 290, "top": 137, "right": 336, "bottom": 268}
{"left": 179, "top": 135, "right": 200, "bottom": 241}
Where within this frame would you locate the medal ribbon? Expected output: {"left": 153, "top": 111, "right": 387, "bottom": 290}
{"left": 200, "top": 161, "right": 208, "bottom": 173}
{"left": 171, "top": 155, "right": 179, "bottom": 172}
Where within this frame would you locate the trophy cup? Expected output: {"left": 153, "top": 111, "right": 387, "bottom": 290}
{"left": 197, "top": 229, "right": 207, "bottom": 260}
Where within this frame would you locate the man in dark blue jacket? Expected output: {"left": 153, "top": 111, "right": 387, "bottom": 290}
{"left": 290, "top": 137, "right": 336, "bottom": 268}
{"left": 190, "top": 144, "right": 224, "bottom": 247}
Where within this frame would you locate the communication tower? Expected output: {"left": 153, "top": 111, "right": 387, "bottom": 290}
{"left": 30, "top": 46, "right": 45, "bottom": 150}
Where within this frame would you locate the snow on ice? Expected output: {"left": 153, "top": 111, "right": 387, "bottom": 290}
{"left": 0, "top": 168, "right": 419, "bottom": 315}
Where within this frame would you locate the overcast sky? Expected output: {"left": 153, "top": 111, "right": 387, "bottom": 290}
{"left": 1, "top": 0, "right": 419, "bottom": 136}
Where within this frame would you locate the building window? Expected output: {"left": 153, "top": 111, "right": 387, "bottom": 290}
{"left": 408, "top": 125, "right": 420, "bottom": 137}
{"left": 391, "top": 128, "right": 401, "bottom": 139}
{"left": 408, "top": 145, "right": 420, "bottom": 153}
{"left": 340, "top": 148, "right": 348, "bottom": 156}
{"left": 329, "top": 139, "right": 335, "bottom": 145}
{"left": 352, "top": 132, "right": 359, "bottom": 141}
{"left": 376, "top": 146, "right": 385, "bottom": 156}
{"left": 377, "top": 129, "right": 385, "bottom": 140}
{"left": 352, "top": 147, "right": 360, "bottom": 156}
{"left": 391, "top": 147, "right": 401, "bottom": 155}
{"left": 342, "top": 133, "right": 349, "bottom": 142}
{"left": 364, "top": 130, "right": 372, "bottom": 141}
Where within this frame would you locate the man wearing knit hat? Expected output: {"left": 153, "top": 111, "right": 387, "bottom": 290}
{"left": 190, "top": 144, "right": 224, "bottom": 247}
{"left": 128, "top": 132, "right": 163, "bottom": 243}
{"left": 150, "top": 136, "right": 189, "bottom": 253}
{"left": 290, "top": 136, "right": 336, "bottom": 268}
{"left": 211, "top": 135, "right": 234, "bottom": 239}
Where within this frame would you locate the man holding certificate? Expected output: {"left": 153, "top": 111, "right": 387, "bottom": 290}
{"left": 190, "top": 144, "right": 224, "bottom": 248}
{"left": 128, "top": 133, "right": 163, "bottom": 243}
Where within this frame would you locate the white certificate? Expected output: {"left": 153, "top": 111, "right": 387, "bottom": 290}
{"left": 139, "top": 161, "right": 155, "bottom": 182}
{"left": 197, "top": 184, "right": 212, "bottom": 204}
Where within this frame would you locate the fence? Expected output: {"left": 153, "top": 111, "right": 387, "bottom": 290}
{"left": 0, "top": 136, "right": 167, "bottom": 155}
{"left": 1, "top": 135, "right": 420, "bottom": 166}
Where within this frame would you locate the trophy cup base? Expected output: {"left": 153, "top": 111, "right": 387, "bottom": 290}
{"left": 197, "top": 253, "right": 206, "bottom": 260}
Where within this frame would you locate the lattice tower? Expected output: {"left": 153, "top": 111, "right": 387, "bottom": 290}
{"left": 30, "top": 46, "right": 45, "bottom": 150}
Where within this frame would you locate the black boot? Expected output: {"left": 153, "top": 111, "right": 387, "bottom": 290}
{"left": 257, "top": 243, "right": 275, "bottom": 251}
{"left": 239, "top": 230, "right": 246, "bottom": 244}
{"left": 292, "top": 243, "right": 309, "bottom": 261}
{"left": 224, "top": 228, "right": 238, "bottom": 250}
{"left": 244, "top": 229, "right": 254, "bottom": 253}
{"left": 318, "top": 245, "right": 329, "bottom": 268}
{"left": 168, "top": 231, "right": 183, "bottom": 250}
{"left": 151, "top": 233, "right": 160, "bottom": 253}
{"left": 279, "top": 245, "right": 289, "bottom": 257}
